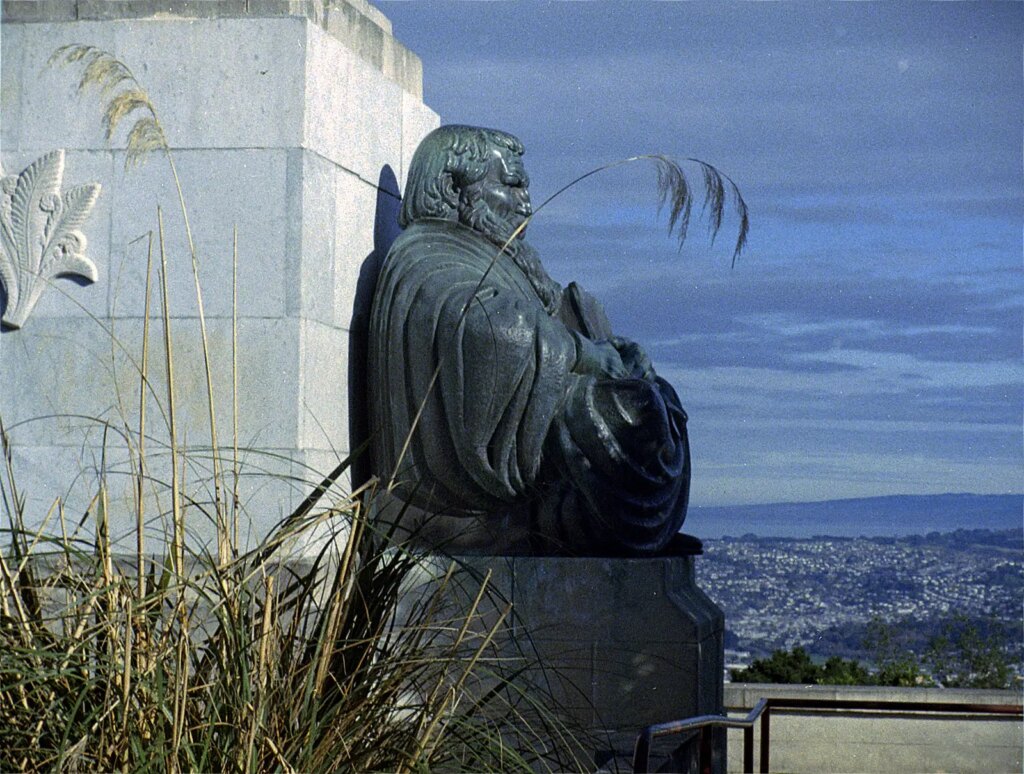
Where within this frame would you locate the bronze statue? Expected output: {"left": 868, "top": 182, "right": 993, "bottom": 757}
{"left": 368, "top": 125, "right": 691, "bottom": 556}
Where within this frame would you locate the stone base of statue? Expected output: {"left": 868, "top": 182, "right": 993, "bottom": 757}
{"left": 452, "top": 546, "right": 725, "bottom": 772}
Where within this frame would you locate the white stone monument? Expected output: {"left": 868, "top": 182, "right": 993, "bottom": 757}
{"left": 0, "top": 0, "right": 438, "bottom": 547}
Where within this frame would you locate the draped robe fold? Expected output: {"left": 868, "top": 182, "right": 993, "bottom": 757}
{"left": 368, "top": 218, "right": 690, "bottom": 555}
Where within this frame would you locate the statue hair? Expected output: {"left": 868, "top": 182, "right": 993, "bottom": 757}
{"left": 400, "top": 125, "right": 525, "bottom": 228}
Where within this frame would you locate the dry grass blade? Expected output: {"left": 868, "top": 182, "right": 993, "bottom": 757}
{"left": 417, "top": 599, "right": 514, "bottom": 769}
{"left": 0, "top": 423, "right": 36, "bottom": 642}
{"left": 136, "top": 233, "right": 153, "bottom": 597}
{"left": 231, "top": 226, "right": 240, "bottom": 555}
{"left": 156, "top": 207, "right": 181, "bottom": 579}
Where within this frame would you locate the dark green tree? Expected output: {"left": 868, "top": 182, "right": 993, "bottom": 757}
{"left": 732, "top": 647, "right": 874, "bottom": 685}
{"left": 731, "top": 647, "right": 822, "bottom": 684}
{"left": 819, "top": 655, "right": 871, "bottom": 686}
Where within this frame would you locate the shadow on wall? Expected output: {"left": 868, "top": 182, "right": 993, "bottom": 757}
{"left": 348, "top": 164, "right": 402, "bottom": 490}
{"left": 0, "top": 272, "right": 94, "bottom": 333}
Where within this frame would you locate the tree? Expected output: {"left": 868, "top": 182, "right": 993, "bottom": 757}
{"left": 731, "top": 617, "right": 1018, "bottom": 689}
{"left": 731, "top": 647, "right": 871, "bottom": 685}
{"left": 819, "top": 656, "right": 871, "bottom": 686}
{"left": 863, "top": 617, "right": 932, "bottom": 687}
{"left": 731, "top": 646, "right": 821, "bottom": 683}
{"left": 926, "top": 615, "right": 1014, "bottom": 689}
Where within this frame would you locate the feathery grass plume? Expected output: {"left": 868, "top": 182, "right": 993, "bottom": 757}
{"left": 49, "top": 44, "right": 167, "bottom": 169}
{"left": 656, "top": 155, "right": 748, "bottom": 265}
{"left": 538, "top": 153, "right": 749, "bottom": 266}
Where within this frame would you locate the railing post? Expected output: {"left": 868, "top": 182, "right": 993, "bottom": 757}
{"left": 759, "top": 705, "right": 770, "bottom": 773}
{"left": 743, "top": 725, "right": 754, "bottom": 773}
{"left": 699, "top": 725, "right": 713, "bottom": 774}
{"left": 632, "top": 729, "right": 652, "bottom": 774}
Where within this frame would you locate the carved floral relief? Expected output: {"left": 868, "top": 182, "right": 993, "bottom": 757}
{"left": 0, "top": 150, "right": 102, "bottom": 330}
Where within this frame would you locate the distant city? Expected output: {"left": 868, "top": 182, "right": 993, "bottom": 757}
{"left": 689, "top": 495, "right": 1024, "bottom": 678}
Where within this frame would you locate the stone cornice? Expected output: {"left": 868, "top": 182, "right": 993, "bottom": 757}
{"left": 0, "top": 0, "right": 424, "bottom": 98}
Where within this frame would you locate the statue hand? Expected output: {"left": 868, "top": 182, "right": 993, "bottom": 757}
{"left": 611, "top": 336, "right": 656, "bottom": 380}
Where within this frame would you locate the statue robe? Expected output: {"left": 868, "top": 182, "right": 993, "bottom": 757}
{"left": 368, "top": 218, "right": 690, "bottom": 555}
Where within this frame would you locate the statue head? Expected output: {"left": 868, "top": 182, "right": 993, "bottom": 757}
{"left": 400, "top": 125, "right": 532, "bottom": 245}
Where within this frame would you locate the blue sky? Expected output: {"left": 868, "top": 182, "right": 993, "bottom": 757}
{"left": 375, "top": 1, "right": 1023, "bottom": 507}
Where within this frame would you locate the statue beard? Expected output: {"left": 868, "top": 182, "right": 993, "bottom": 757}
{"left": 458, "top": 195, "right": 562, "bottom": 314}
{"left": 459, "top": 194, "right": 520, "bottom": 248}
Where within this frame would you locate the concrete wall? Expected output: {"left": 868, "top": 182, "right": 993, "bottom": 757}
{"left": 0, "top": 0, "right": 439, "bottom": 550}
{"left": 724, "top": 683, "right": 1023, "bottom": 773}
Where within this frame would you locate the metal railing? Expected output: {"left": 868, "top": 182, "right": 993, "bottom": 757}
{"left": 632, "top": 699, "right": 767, "bottom": 774}
{"left": 632, "top": 696, "right": 1023, "bottom": 774}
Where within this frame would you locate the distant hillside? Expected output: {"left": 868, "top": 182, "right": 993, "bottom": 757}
{"left": 688, "top": 493, "right": 1023, "bottom": 539}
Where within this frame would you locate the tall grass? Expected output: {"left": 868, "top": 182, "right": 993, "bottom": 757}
{"left": 0, "top": 46, "right": 589, "bottom": 773}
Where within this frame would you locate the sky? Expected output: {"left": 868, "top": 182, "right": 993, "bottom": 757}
{"left": 375, "top": 1, "right": 1023, "bottom": 508}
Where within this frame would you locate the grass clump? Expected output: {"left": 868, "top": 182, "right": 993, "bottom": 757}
{"left": 0, "top": 441, "right": 554, "bottom": 772}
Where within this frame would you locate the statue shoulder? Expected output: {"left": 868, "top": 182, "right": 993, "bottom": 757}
{"left": 388, "top": 219, "right": 491, "bottom": 260}
{"left": 379, "top": 220, "right": 562, "bottom": 318}
{"left": 381, "top": 219, "right": 514, "bottom": 290}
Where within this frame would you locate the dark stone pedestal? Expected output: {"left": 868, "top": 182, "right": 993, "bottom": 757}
{"left": 452, "top": 553, "right": 725, "bottom": 772}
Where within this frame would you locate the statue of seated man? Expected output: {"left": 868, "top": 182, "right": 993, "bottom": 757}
{"left": 368, "top": 125, "right": 692, "bottom": 556}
